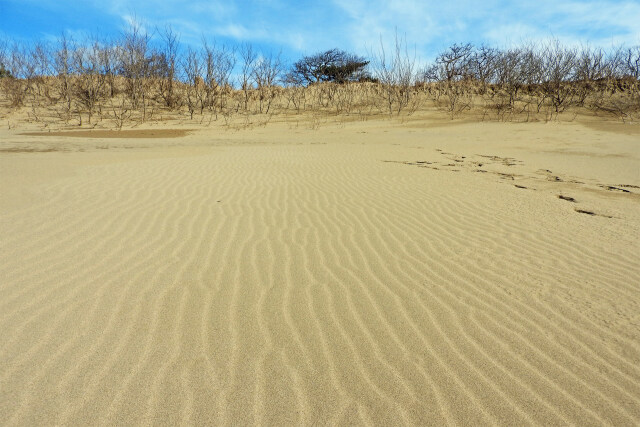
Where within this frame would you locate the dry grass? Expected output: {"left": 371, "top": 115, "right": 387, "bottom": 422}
{"left": 1, "top": 73, "right": 638, "bottom": 132}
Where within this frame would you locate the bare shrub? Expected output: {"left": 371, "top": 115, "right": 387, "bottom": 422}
{"left": 574, "top": 46, "right": 608, "bottom": 106}
{"left": 468, "top": 45, "right": 499, "bottom": 93}
{"left": 434, "top": 43, "right": 474, "bottom": 118}
{"left": 540, "top": 39, "right": 578, "bottom": 117}
{"left": 119, "top": 20, "right": 154, "bottom": 121}
{"left": 1, "top": 33, "right": 639, "bottom": 127}
{"left": 252, "top": 52, "right": 283, "bottom": 114}
{"left": 492, "top": 48, "right": 526, "bottom": 119}
{"left": 73, "top": 39, "right": 109, "bottom": 124}
{"left": 374, "top": 32, "right": 420, "bottom": 115}
{"left": 99, "top": 39, "right": 119, "bottom": 99}
{"left": 156, "top": 26, "right": 181, "bottom": 110}
{"left": 282, "top": 78, "right": 306, "bottom": 113}
{"left": 591, "top": 46, "right": 640, "bottom": 122}
{"left": 52, "top": 34, "right": 77, "bottom": 122}
{"left": 238, "top": 43, "right": 256, "bottom": 112}
{"left": 1, "top": 42, "right": 28, "bottom": 108}
{"left": 202, "top": 40, "right": 235, "bottom": 119}
{"left": 0, "top": 39, "right": 8, "bottom": 77}
{"left": 182, "top": 48, "right": 204, "bottom": 120}
{"left": 109, "top": 96, "right": 131, "bottom": 130}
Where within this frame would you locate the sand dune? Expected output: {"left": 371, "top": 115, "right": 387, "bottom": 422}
{"left": 1, "top": 118, "right": 639, "bottom": 425}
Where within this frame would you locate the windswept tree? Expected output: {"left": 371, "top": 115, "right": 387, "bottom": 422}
{"left": 287, "top": 48, "right": 370, "bottom": 85}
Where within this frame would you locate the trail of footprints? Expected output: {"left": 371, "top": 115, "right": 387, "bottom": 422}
{"left": 387, "top": 149, "right": 638, "bottom": 219}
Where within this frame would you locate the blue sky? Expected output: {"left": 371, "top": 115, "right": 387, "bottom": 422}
{"left": 1, "top": 0, "right": 639, "bottom": 62}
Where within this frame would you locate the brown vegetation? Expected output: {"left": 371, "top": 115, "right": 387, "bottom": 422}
{"left": 1, "top": 25, "right": 638, "bottom": 129}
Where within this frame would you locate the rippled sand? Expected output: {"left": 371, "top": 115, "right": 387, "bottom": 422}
{"left": 1, "top": 118, "right": 639, "bottom": 425}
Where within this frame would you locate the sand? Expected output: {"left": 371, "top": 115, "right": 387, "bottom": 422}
{"left": 1, "top": 116, "right": 639, "bottom": 425}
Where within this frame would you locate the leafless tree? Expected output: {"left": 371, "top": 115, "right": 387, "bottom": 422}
{"left": 99, "top": 39, "right": 118, "bottom": 98}
{"left": 573, "top": 46, "right": 607, "bottom": 106}
{"left": 513, "top": 45, "right": 545, "bottom": 119}
{"left": 183, "top": 47, "right": 203, "bottom": 119}
{"left": 0, "top": 39, "right": 8, "bottom": 75}
{"left": 540, "top": 39, "right": 577, "bottom": 115}
{"left": 592, "top": 45, "right": 640, "bottom": 120}
{"left": 73, "top": 39, "right": 108, "bottom": 124}
{"left": 202, "top": 39, "right": 235, "bottom": 118}
{"left": 238, "top": 43, "right": 256, "bottom": 112}
{"left": 0, "top": 42, "right": 28, "bottom": 107}
{"left": 252, "top": 51, "right": 283, "bottom": 113}
{"left": 2, "top": 33, "right": 640, "bottom": 126}
{"left": 53, "top": 34, "right": 76, "bottom": 122}
{"left": 469, "top": 45, "right": 499, "bottom": 93}
{"left": 432, "top": 43, "right": 475, "bottom": 117}
{"left": 374, "top": 32, "right": 420, "bottom": 115}
{"left": 157, "top": 25, "right": 181, "bottom": 109}
{"left": 436, "top": 43, "right": 474, "bottom": 82}
{"left": 622, "top": 46, "right": 640, "bottom": 79}
{"left": 492, "top": 48, "right": 526, "bottom": 118}
{"left": 119, "top": 19, "right": 153, "bottom": 120}
{"left": 25, "top": 41, "right": 52, "bottom": 104}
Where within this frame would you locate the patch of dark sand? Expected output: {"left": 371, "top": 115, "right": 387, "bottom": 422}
{"left": 21, "top": 129, "right": 193, "bottom": 139}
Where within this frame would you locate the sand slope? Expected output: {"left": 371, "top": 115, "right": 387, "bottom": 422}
{"left": 1, "top": 119, "right": 639, "bottom": 425}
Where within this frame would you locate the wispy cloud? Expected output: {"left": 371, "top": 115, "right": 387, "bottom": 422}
{"left": 333, "top": 0, "right": 640, "bottom": 52}
{"left": 2, "top": 0, "right": 638, "bottom": 61}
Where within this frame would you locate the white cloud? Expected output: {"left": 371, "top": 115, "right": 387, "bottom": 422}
{"left": 481, "top": 1, "right": 640, "bottom": 48}
{"left": 82, "top": 0, "right": 640, "bottom": 56}
{"left": 5, "top": 0, "right": 639, "bottom": 63}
